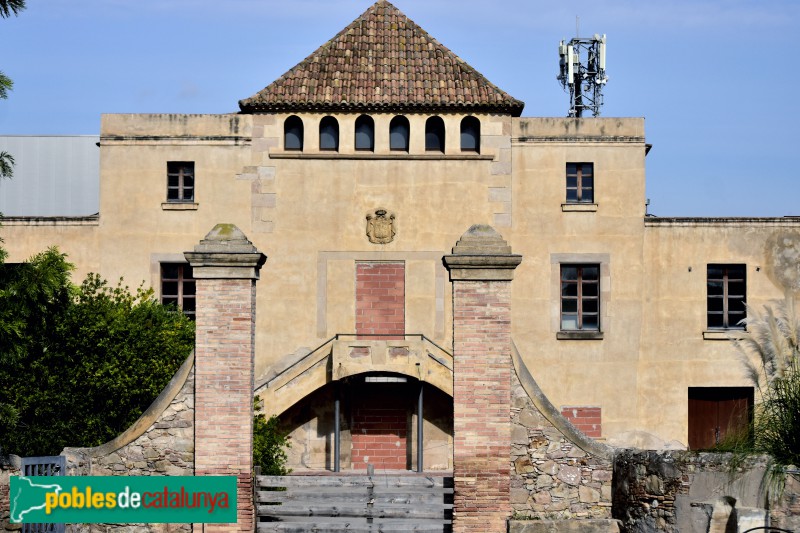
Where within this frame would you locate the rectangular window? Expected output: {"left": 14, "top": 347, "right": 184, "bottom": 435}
{"left": 566, "top": 163, "right": 594, "bottom": 203}
{"left": 166, "top": 162, "right": 194, "bottom": 202}
{"left": 161, "top": 263, "right": 195, "bottom": 319}
{"left": 707, "top": 264, "right": 746, "bottom": 329}
{"left": 560, "top": 264, "right": 600, "bottom": 331}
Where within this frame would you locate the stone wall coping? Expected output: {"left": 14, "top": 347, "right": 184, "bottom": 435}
{"left": 185, "top": 224, "right": 267, "bottom": 279}
{"left": 62, "top": 351, "right": 194, "bottom": 459}
{"left": 509, "top": 519, "right": 622, "bottom": 533}
{"left": 511, "top": 340, "right": 615, "bottom": 460}
{"left": 443, "top": 224, "right": 522, "bottom": 280}
{"left": 443, "top": 254, "right": 523, "bottom": 281}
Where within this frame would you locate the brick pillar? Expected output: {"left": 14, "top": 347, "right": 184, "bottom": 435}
{"left": 443, "top": 225, "right": 521, "bottom": 533}
{"left": 185, "top": 224, "right": 267, "bottom": 533}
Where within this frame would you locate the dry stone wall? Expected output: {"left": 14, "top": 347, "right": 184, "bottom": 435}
{"left": 0, "top": 456, "right": 21, "bottom": 533}
{"left": 62, "top": 359, "right": 195, "bottom": 533}
{"left": 612, "top": 449, "right": 800, "bottom": 532}
{"left": 511, "top": 371, "right": 614, "bottom": 521}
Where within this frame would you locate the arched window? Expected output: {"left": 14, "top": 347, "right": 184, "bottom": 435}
{"left": 354, "top": 115, "right": 375, "bottom": 151}
{"left": 425, "top": 116, "right": 445, "bottom": 152}
{"left": 460, "top": 116, "right": 480, "bottom": 153}
{"left": 389, "top": 116, "right": 410, "bottom": 152}
{"left": 319, "top": 116, "right": 339, "bottom": 151}
{"left": 284, "top": 116, "right": 304, "bottom": 151}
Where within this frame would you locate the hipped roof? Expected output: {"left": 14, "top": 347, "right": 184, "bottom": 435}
{"left": 239, "top": 1, "right": 524, "bottom": 116}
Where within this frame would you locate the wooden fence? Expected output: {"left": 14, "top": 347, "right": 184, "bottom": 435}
{"left": 255, "top": 474, "right": 453, "bottom": 532}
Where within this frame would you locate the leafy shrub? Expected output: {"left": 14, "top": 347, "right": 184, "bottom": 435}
{"left": 0, "top": 248, "right": 195, "bottom": 456}
{"left": 253, "top": 399, "right": 291, "bottom": 476}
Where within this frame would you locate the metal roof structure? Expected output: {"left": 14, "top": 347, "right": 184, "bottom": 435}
{"left": 0, "top": 135, "right": 99, "bottom": 217}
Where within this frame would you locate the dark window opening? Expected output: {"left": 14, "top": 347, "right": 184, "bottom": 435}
{"left": 354, "top": 115, "right": 375, "bottom": 151}
{"left": 561, "top": 264, "right": 600, "bottom": 331}
{"left": 284, "top": 116, "right": 304, "bottom": 151}
{"left": 390, "top": 116, "right": 410, "bottom": 151}
{"left": 166, "top": 162, "right": 194, "bottom": 202}
{"left": 319, "top": 116, "right": 339, "bottom": 151}
{"left": 425, "top": 116, "right": 445, "bottom": 152}
{"left": 460, "top": 116, "right": 480, "bottom": 152}
{"left": 161, "top": 263, "right": 195, "bottom": 320}
{"left": 707, "top": 264, "right": 746, "bottom": 329}
{"left": 566, "top": 163, "right": 594, "bottom": 203}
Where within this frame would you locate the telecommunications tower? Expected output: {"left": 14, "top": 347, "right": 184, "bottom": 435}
{"left": 558, "top": 34, "right": 608, "bottom": 117}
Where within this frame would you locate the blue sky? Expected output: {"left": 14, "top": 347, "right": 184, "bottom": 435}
{"left": 1, "top": 0, "right": 798, "bottom": 217}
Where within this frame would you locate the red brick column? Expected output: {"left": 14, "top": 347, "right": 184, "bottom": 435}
{"left": 443, "top": 225, "right": 521, "bottom": 533}
{"left": 185, "top": 224, "right": 267, "bottom": 533}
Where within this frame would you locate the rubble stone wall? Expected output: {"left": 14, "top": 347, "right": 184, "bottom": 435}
{"left": 63, "top": 354, "right": 195, "bottom": 533}
{"left": 0, "top": 457, "right": 21, "bottom": 533}
{"left": 511, "top": 370, "right": 615, "bottom": 520}
{"left": 612, "top": 449, "right": 800, "bottom": 533}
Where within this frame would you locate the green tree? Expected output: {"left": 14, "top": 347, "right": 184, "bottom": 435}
{"left": 0, "top": 249, "right": 195, "bottom": 456}
{"left": 253, "top": 399, "right": 291, "bottom": 476}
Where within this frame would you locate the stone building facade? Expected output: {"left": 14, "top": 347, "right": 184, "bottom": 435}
{"left": 3, "top": 0, "right": 800, "bottom": 478}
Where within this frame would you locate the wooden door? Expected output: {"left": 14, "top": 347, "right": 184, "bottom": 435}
{"left": 688, "top": 387, "right": 753, "bottom": 449}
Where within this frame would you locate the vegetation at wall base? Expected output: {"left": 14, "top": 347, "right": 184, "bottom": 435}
{"left": 0, "top": 248, "right": 195, "bottom": 457}
{"left": 716, "top": 296, "right": 800, "bottom": 498}
{"left": 253, "top": 399, "right": 291, "bottom": 476}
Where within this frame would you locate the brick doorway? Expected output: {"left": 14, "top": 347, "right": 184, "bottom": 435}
{"left": 349, "top": 379, "right": 412, "bottom": 471}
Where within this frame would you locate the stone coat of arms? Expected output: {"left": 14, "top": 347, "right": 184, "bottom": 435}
{"left": 366, "top": 209, "right": 396, "bottom": 244}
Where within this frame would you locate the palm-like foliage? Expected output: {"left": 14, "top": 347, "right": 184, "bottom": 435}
{"left": 0, "top": 0, "right": 25, "bottom": 18}
{"left": 731, "top": 296, "right": 800, "bottom": 468}
{"left": 733, "top": 297, "right": 800, "bottom": 389}
{"left": 0, "top": 151, "right": 14, "bottom": 179}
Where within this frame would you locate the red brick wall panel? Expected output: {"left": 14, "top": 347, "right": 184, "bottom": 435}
{"left": 351, "top": 407, "right": 408, "bottom": 470}
{"left": 561, "top": 406, "right": 602, "bottom": 438}
{"left": 356, "top": 262, "right": 405, "bottom": 339}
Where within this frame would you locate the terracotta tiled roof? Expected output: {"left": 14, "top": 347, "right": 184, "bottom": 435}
{"left": 239, "top": 1, "right": 524, "bottom": 116}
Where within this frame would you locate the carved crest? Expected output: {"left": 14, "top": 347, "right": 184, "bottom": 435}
{"left": 366, "top": 209, "right": 396, "bottom": 244}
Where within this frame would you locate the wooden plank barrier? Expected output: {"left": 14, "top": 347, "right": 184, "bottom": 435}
{"left": 256, "top": 475, "right": 453, "bottom": 533}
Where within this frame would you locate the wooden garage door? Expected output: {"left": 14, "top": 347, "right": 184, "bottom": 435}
{"left": 688, "top": 387, "right": 753, "bottom": 450}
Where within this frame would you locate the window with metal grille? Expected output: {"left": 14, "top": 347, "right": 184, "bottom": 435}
{"left": 161, "top": 263, "right": 195, "bottom": 319}
{"left": 561, "top": 264, "right": 600, "bottom": 331}
{"left": 707, "top": 264, "right": 746, "bottom": 329}
{"left": 566, "top": 163, "right": 594, "bottom": 203}
{"left": 166, "top": 162, "right": 194, "bottom": 202}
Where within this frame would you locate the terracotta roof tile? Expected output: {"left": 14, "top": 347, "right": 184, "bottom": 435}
{"left": 239, "top": 1, "right": 524, "bottom": 115}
